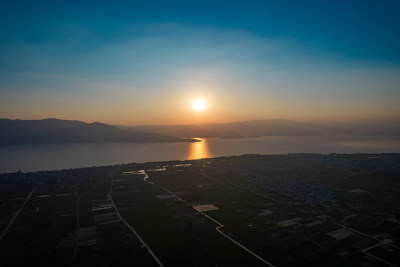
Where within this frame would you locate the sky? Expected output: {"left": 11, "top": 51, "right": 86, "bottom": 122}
{"left": 0, "top": 0, "right": 399, "bottom": 125}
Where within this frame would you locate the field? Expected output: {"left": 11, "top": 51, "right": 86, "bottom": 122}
{"left": 0, "top": 154, "right": 399, "bottom": 266}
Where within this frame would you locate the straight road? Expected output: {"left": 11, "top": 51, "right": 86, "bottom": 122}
{"left": 0, "top": 183, "right": 38, "bottom": 241}
{"left": 73, "top": 183, "right": 80, "bottom": 260}
{"left": 108, "top": 172, "right": 164, "bottom": 267}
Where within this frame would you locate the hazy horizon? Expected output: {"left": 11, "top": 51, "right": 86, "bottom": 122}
{"left": 1, "top": 1, "right": 400, "bottom": 125}
{"left": 2, "top": 116, "right": 400, "bottom": 128}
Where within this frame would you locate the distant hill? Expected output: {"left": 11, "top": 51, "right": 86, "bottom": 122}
{"left": 2, "top": 118, "right": 398, "bottom": 145}
{"left": 0, "top": 119, "right": 197, "bottom": 144}
{"left": 124, "top": 119, "right": 400, "bottom": 138}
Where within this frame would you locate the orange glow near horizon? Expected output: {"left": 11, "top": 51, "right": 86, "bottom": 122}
{"left": 2, "top": 86, "right": 399, "bottom": 126}
{"left": 188, "top": 138, "right": 210, "bottom": 160}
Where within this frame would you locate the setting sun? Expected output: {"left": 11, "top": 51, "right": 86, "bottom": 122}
{"left": 193, "top": 99, "right": 206, "bottom": 111}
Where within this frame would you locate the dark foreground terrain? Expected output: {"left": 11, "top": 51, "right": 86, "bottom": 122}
{"left": 0, "top": 154, "right": 399, "bottom": 266}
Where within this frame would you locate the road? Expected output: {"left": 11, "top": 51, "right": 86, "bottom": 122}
{"left": 0, "top": 183, "right": 38, "bottom": 241}
{"left": 214, "top": 173, "right": 400, "bottom": 266}
{"left": 146, "top": 171, "right": 276, "bottom": 267}
{"left": 108, "top": 172, "right": 164, "bottom": 267}
{"left": 73, "top": 183, "right": 80, "bottom": 260}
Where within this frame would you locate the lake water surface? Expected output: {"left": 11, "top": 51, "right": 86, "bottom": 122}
{"left": 0, "top": 135, "right": 399, "bottom": 173}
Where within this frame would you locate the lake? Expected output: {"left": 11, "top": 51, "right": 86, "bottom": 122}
{"left": 0, "top": 135, "right": 399, "bottom": 173}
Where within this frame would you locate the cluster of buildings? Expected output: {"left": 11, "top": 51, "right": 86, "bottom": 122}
{"left": 249, "top": 174, "right": 342, "bottom": 213}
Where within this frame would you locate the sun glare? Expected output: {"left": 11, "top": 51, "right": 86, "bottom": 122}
{"left": 193, "top": 99, "right": 206, "bottom": 111}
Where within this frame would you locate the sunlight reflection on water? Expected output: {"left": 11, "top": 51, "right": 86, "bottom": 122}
{"left": 188, "top": 138, "right": 211, "bottom": 159}
{"left": 1, "top": 135, "right": 400, "bottom": 172}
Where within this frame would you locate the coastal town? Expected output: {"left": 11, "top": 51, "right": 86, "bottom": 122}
{"left": 0, "top": 154, "right": 399, "bottom": 266}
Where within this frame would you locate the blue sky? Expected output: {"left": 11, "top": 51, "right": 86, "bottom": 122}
{"left": 1, "top": 0, "right": 399, "bottom": 124}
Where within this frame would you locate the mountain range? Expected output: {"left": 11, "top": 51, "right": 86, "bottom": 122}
{"left": 0, "top": 119, "right": 197, "bottom": 145}
{"left": 1, "top": 118, "right": 399, "bottom": 145}
{"left": 124, "top": 119, "right": 400, "bottom": 138}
